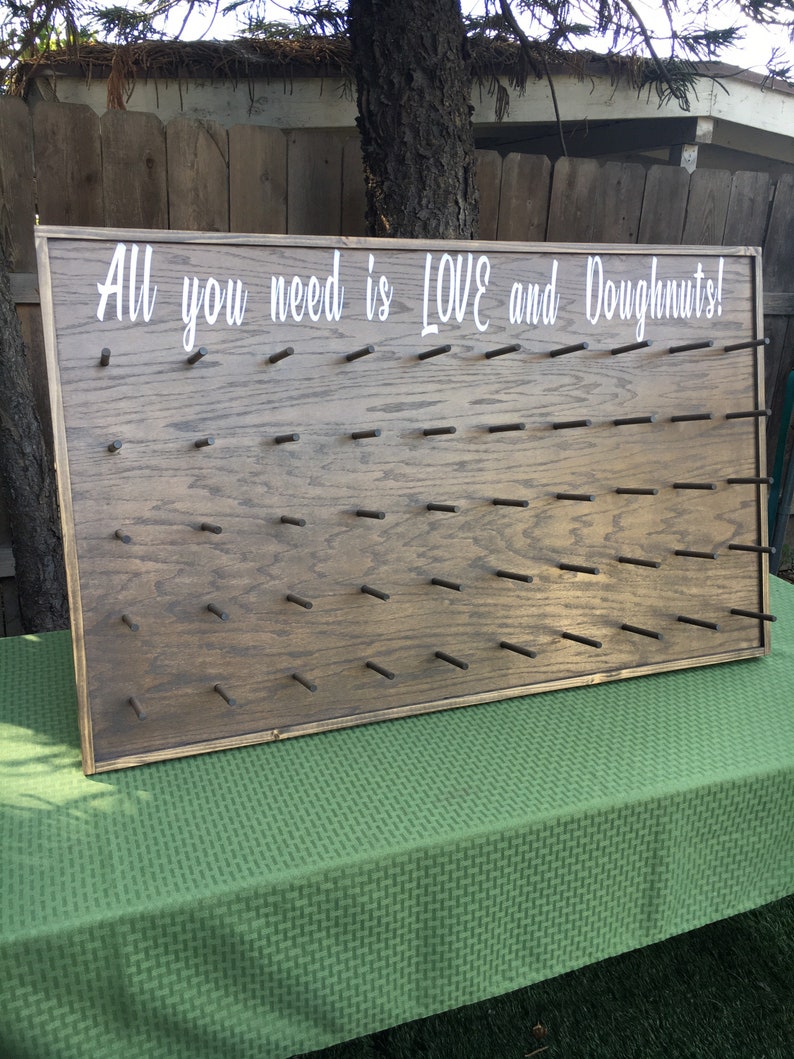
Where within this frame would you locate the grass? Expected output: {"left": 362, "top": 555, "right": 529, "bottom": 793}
{"left": 293, "top": 894, "right": 794, "bottom": 1059}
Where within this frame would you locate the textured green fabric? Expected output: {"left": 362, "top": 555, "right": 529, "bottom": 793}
{"left": 1, "top": 579, "right": 793, "bottom": 1059}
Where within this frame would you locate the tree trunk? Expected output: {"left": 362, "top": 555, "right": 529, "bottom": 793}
{"left": 0, "top": 251, "right": 69, "bottom": 632}
{"left": 347, "top": 0, "right": 479, "bottom": 239}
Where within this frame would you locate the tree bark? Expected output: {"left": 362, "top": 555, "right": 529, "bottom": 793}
{"left": 347, "top": 0, "right": 479, "bottom": 239}
{"left": 0, "top": 250, "right": 69, "bottom": 632}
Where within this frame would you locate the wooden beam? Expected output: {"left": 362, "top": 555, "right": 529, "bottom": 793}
{"left": 764, "top": 293, "right": 794, "bottom": 315}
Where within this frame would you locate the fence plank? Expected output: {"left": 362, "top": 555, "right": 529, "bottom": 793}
{"left": 637, "top": 166, "right": 689, "bottom": 245}
{"left": 723, "top": 171, "right": 770, "bottom": 248}
{"left": 476, "top": 150, "right": 502, "bottom": 240}
{"left": 101, "top": 110, "right": 167, "bottom": 229}
{"left": 166, "top": 117, "right": 229, "bottom": 232}
{"left": 33, "top": 102, "right": 103, "bottom": 226}
{"left": 0, "top": 97, "right": 36, "bottom": 272}
{"left": 681, "top": 169, "right": 732, "bottom": 245}
{"left": 341, "top": 135, "right": 367, "bottom": 237}
{"left": 762, "top": 174, "right": 794, "bottom": 293}
{"left": 287, "top": 130, "right": 345, "bottom": 235}
{"left": 546, "top": 157, "right": 602, "bottom": 241}
{"left": 496, "top": 154, "right": 550, "bottom": 242}
{"left": 594, "top": 162, "right": 645, "bottom": 243}
{"left": 229, "top": 125, "right": 287, "bottom": 234}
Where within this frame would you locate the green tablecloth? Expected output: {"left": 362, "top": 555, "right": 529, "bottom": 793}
{"left": 2, "top": 579, "right": 793, "bottom": 1059}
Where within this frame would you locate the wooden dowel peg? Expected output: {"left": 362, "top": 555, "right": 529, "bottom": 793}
{"left": 559, "top": 562, "right": 600, "bottom": 575}
{"left": 128, "top": 696, "right": 146, "bottom": 720}
{"left": 484, "top": 343, "right": 521, "bottom": 359}
{"left": 274, "top": 432, "right": 300, "bottom": 444}
{"left": 200, "top": 522, "right": 223, "bottom": 534}
{"left": 561, "top": 631, "right": 602, "bottom": 648}
{"left": 668, "top": 339, "right": 714, "bottom": 354}
{"left": 726, "top": 476, "right": 773, "bottom": 485}
{"left": 121, "top": 614, "right": 139, "bottom": 631}
{"left": 724, "top": 338, "right": 769, "bottom": 352}
{"left": 214, "top": 683, "right": 237, "bottom": 706}
{"left": 356, "top": 508, "right": 386, "bottom": 520}
{"left": 617, "top": 555, "right": 661, "bottom": 568}
{"left": 366, "top": 660, "right": 395, "bottom": 680}
{"left": 114, "top": 529, "right": 131, "bottom": 544}
{"left": 488, "top": 422, "right": 526, "bottom": 433}
{"left": 730, "top": 608, "right": 777, "bottom": 622}
{"left": 492, "top": 497, "right": 529, "bottom": 507}
{"left": 107, "top": 439, "right": 123, "bottom": 453}
{"left": 673, "top": 482, "right": 716, "bottom": 490}
{"left": 292, "top": 672, "right": 317, "bottom": 692}
{"left": 495, "top": 570, "right": 534, "bottom": 583}
{"left": 670, "top": 412, "right": 713, "bottom": 423}
{"left": 186, "top": 346, "right": 208, "bottom": 365}
{"left": 499, "top": 640, "right": 537, "bottom": 658}
{"left": 417, "top": 343, "right": 452, "bottom": 361}
{"left": 207, "top": 603, "right": 230, "bottom": 621}
{"left": 280, "top": 515, "right": 306, "bottom": 527}
{"left": 620, "top": 623, "right": 663, "bottom": 640}
{"left": 611, "top": 339, "right": 653, "bottom": 355}
{"left": 361, "top": 585, "right": 390, "bottom": 601}
{"left": 674, "top": 549, "right": 718, "bottom": 560}
{"left": 555, "top": 492, "right": 595, "bottom": 502}
{"left": 677, "top": 615, "right": 720, "bottom": 630}
{"left": 194, "top": 436, "right": 215, "bottom": 448}
{"left": 615, "top": 487, "right": 659, "bottom": 496}
{"left": 351, "top": 429, "right": 382, "bottom": 440}
{"left": 99, "top": 347, "right": 112, "bottom": 366}
{"left": 728, "top": 543, "right": 775, "bottom": 555}
{"left": 431, "top": 577, "right": 463, "bottom": 591}
{"left": 552, "top": 419, "right": 592, "bottom": 430}
{"left": 422, "top": 425, "right": 456, "bottom": 436}
{"left": 613, "top": 415, "right": 656, "bottom": 426}
{"left": 435, "top": 650, "right": 469, "bottom": 670}
{"left": 426, "top": 502, "right": 460, "bottom": 513}
{"left": 268, "top": 345, "right": 294, "bottom": 364}
{"left": 724, "top": 408, "right": 772, "bottom": 420}
{"left": 345, "top": 344, "right": 375, "bottom": 362}
{"left": 285, "top": 593, "right": 313, "bottom": 609}
{"left": 549, "top": 341, "right": 588, "bottom": 358}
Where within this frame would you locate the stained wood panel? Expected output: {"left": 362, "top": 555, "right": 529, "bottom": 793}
{"left": 637, "top": 166, "right": 689, "bottom": 245}
{"left": 341, "top": 135, "right": 367, "bottom": 238}
{"left": 37, "top": 229, "right": 770, "bottom": 772}
{"left": 166, "top": 117, "right": 229, "bottom": 232}
{"left": 101, "top": 110, "right": 168, "bottom": 229}
{"left": 496, "top": 154, "right": 551, "bottom": 243}
{"left": 287, "top": 130, "right": 345, "bottom": 235}
{"left": 33, "top": 102, "right": 103, "bottom": 227}
{"left": 476, "top": 150, "right": 503, "bottom": 240}
{"left": 229, "top": 125, "right": 287, "bottom": 234}
{"left": 682, "top": 169, "right": 732, "bottom": 245}
{"left": 0, "top": 96, "right": 36, "bottom": 273}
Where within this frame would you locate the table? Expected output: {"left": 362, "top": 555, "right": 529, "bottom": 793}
{"left": 2, "top": 578, "right": 793, "bottom": 1059}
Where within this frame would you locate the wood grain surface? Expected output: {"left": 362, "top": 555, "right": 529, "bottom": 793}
{"left": 36, "top": 230, "right": 770, "bottom": 772}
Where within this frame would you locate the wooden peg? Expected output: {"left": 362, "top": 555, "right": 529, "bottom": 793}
{"left": 292, "top": 672, "right": 317, "bottom": 692}
{"left": 670, "top": 412, "right": 713, "bottom": 423}
{"left": 345, "top": 344, "right": 375, "bottom": 362}
{"left": 186, "top": 347, "right": 208, "bottom": 365}
{"left": 214, "top": 683, "right": 237, "bottom": 706}
{"left": 561, "top": 631, "right": 602, "bottom": 648}
{"left": 417, "top": 343, "right": 452, "bottom": 361}
{"left": 268, "top": 346, "right": 294, "bottom": 364}
{"left": 730, "top": 608, "right": 777, "bottom": 622}
{"left": 274, "top": 432, "right": 300, "bottom": 444}
{"left": 280, "top": 515, "right": 306, "bottom": 527}
{"left": 559, "top": 562, "right": 600, "bottom": 575}
{"left": 128, "top": 696, "right": 146, "bottom": 720}
{"left": 285, "top": 593, "right": 313, "bottom": 609}
{"left": 499, "top": 640, "right": 537, "bottom": 658}
{"left": 422, "top": 425, "right": 456, "bottom": 436}
{"left": 99, "top": 347, "right": 111, "bottom": 366}
{"left": 121, "top": 614, "right": 139, "bottom": 631}
{"left": 677, "top": 615, "right": 720, "bottom": 630}
{"left": 366, "top": 660, "right": 395, "bottom": 680}
{"left": 484, "top": 343, "right": 521, "bottom": 359}
{"left": 674, "top": 549, "right": 718, "bottom": 560}
{"left": 114, "top": 529, "right": 131, "bottom": 544}
{"left": 207, "top": 603, "right": 230, "bottom": 621}
{"left": 361, "top": 585, "right": 390, "bottom": 601}
{"left": 431, "top": 577, "right": 463, "bottom": 591}
{"left": 613, "top": 415, "right": 656, "bottom": 426}
{"left": 549, "top": 342, "right": 588, "bottom": 358}
{"left": 617, "top": 555, "right": 661, "bottom": 568}
{"left": 356, "top": 508, "right": 386, "bottom": 520}
{"left": 434, "top": 650, "right": 469, "bottom": 670}
{"left": 668, "top": 340, "right": 714, "bottom": 354}
{"left": 107, "top": 439, "right": 123, "bottom": 453}
{"left": 200, "top": 522, "right": 223, "bottom": 534}
{"left": 615, "top": 487, "right": 659, "bottom": 496}
{"left": 488, "top": 422, "right": 526, "bottom": 433}
{"left": 495, "top": 570, "right": 534, "bottom": 583}
{"left": 620, "top": 623, "right": 663, "bottom": 640}
{"left": 351, "top": 429, "right": 382, "bottom": 440}
{"left": 726, "top": 476, "right": 773, "bottom": 485}
{"left": 194, "top": 436, "right": 215, "bottom": 449}
{"left": 724, "top": 338, "right": 769, "bottom": 352}
{"left": 673, "top": 482, "right": 716, "bottom": 490}
{"left": 611, "top": 339, "right": 653, "bottom": 355}
{"left": 552, "top": 419, "right": 592, "bottom": 430}
{"left": 725, "top": 408, "right": 772, "bottom": 420}
{"left": 555, "top": 492, "right": 595, "bottom": 502}
{"left": 728, "top": 543, "right": 775, "bottom": 555}
{"left": 492, "top": 497, "right": 529, "bottom": 507}
{"left": 426, "top": 503, "right": 460, "bottom": 513}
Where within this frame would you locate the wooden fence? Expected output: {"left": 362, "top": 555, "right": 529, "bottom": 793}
{"left": 1, "top": 96, "right": 793, "bottom": 633}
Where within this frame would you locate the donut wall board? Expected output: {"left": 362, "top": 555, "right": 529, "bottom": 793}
{"left": 36, "top": 229, "right": 772, "bottom": 773}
